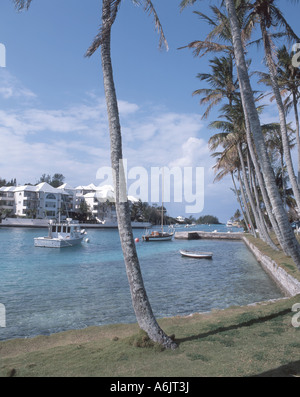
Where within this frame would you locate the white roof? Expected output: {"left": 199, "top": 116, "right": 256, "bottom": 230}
{"left": 95, "top": 185, "right": 115, "bottom": 202}
{"left": 35, "top": 182, "right": 60, "bottom": 193}
{"left": 0, "top": 186, "right": 16, "bottom": 192}
{"left": 9, "top": 182, "right": 69, "bottom": 195}
{"left": 75, "top": 183, "right": 97, "bottom": 191}
{"left": 128, "top": 195, "right": 139, "bottom": 203}
{"left": 57, "top": 183, "right": 75, "bottom": 190}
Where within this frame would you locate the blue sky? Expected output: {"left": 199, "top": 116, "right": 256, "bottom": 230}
{"left": 0, "top": 0, "right": 299, "bottom": 222}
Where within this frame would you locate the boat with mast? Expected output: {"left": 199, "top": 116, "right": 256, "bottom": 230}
{"left": 142, "top": 168, "right": 174, "bottom": 242}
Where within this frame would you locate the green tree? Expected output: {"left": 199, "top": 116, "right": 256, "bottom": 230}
{"left": 258, "top": 45, "right": 300, "bottom": 184}
{"left": 85, "top": 0, "right": 176, "bottom": 349}
{"left": 246, "top": 0, "right": 300, "bottom": 212}
{"left": 15, "top": 0, "right": 176, "bottom": 349}
{"left": 224, "top": 0, "right": 300, "bottom": 267}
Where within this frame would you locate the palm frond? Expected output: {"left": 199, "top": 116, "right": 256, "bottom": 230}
{"left": 178, "top": 40, "right": 231, "bottom": 57}
{"left": 86, "top": 0, "right": 168, "bottom": 57}
{"left": 13, "top": 0, "right": 32, "bottom": 10}
{"left": 180, "top": 0, "right": 198, "bottom": 11}
{"left": 141, "top": 0, "right": 168, "bottom": 51}
{"left": 86, "top": 0, "right": 122, "bottom": 57}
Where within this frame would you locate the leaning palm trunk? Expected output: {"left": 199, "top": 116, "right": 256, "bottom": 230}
{"left": 237, "top": 169, "right": 256, "bottom": 237}
{"left": 259, "top": 20, "right": 300, "bottom": 213}
{"left": 100, "top": 0, "right": 176, "bottom": 349}
{"left": 225, "top": 0, "right": 300, "bottom": 268}
{"left": 244, "top": 111, "right": 283, "bottom": 247}
{"left": 292, "top": 92, "right": 300, "bottom": 185}
{"left": 237, "top": 141, "right": 277, "bottom": 248}
{"left": 231, "top": 172, "right": 251, "bottom": 234}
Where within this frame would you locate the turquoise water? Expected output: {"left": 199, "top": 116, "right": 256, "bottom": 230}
{"left": 0, "top": 225, "right": 284, "bottom": 341}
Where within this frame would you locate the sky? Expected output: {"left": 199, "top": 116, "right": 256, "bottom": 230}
{"left": 0, "top": 0, "right": 299, "bottom": 223}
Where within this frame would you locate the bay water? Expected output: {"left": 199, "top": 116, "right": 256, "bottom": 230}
{"left": 0, "top": 225, "right": 284, "bottom": 341}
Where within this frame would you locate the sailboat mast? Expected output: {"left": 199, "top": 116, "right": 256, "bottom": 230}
{"left": 161, "top": 167, "right": 164, "bottom": 233}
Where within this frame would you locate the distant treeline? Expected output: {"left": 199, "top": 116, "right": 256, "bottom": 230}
{"left": 196, "top": 215, "right": 221, "bottom": 225}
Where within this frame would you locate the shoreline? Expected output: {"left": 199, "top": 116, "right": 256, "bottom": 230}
{"left": 0, "top": 218, "right": 152, "bottom": 229}
{"left": 1, "top": 231, "right": 299, "bottom": 344}
{"left": 176, "top": 230, "right": 300, "bottom": 296}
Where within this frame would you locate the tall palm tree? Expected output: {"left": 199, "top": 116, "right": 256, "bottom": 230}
{"left": 85, "top": 0, "right": 176, "bottom": 349}
{"left": 212, "top": 149, "right": 254, "bottom": 234}
{"left": 193, "top": 55, "right": 239, "bottom": 119}
{"left": 180, "top": 0, "right": 285, "bottom": 247}
{"left": 16, "top": 0, "right": 176, "bottom": 349}
{"left": 258, "top": 45, "right": 300, "bottom": 184}
{"left": 180, "top": 0, "right": 253, "bottom": 58}
{"left": 245, "top": 0, "right": 300, "bottom": 213}
{"left": 224, "top": 0, "right": 300, "bottom": 268}
{"left": 209, "top": 101, "right": 279, "bottom": 249}
{"left": 263, "top": 122, "right": 296, "bottom": 209}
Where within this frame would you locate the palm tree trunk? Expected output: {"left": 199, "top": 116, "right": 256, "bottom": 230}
{"left": 292, "top": 91, "right": 300, "bottom": 185}
{"left": 260, "top": 19, "right": 300, "bottom": 213}
{"left": 244, "top": 111, "right": 283, "bottom": 247}
{"left": 237, "top": 168, "right": 256, "bottom": 237}
{"left": 237, "top": 141, "right": 277, "bottom": 248}
{"left": 225, "top": 0, "right": 300, "bottom": 268}
{"left": 100, "top": 0, "right": 176, "bottom": 349}
{"left": 231, "top": 171, "right": 251, "bottom": 233}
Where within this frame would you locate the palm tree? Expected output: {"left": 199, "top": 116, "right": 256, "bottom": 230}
{"left": 263, "top": 122, "right": 296, "bottom": 209}
{"left": 16, "top": 0, "right": 176, "bottom": 349}
{"left": 245, "top": 0, "right": 300, "bottom": 213}
{"left": 85, "top": 0, "right": 176, "bottom": 349}
{"left": 209, "top": 101, "right": 279, "bottom": 249}
{"left": 193, "top": 55, "right": 239, "bottom": 119}
{"left": 180, "top": 0, "right": 253, "bottom": 58}
{"left": 224, "top": 0, "right": 300, "bottom": 268}
{"left": 258, "top": 45, "right": 300, "bottom": 184}
{"left": 180, "top": 0, "right": 285, "bottom": 247}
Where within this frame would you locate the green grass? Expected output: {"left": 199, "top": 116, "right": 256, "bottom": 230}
{"left": 246, "top": 233, "right": 300, "bottom": 283}
{"left": 1, "top": 236, "right": 300, "bottom": 377}
{"left": 1, "top": 295, "right": 300, "bottom": 377}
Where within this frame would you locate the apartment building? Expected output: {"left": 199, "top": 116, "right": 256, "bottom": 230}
{"left": 0, "top": 182, "right": 137, "bottom": 222}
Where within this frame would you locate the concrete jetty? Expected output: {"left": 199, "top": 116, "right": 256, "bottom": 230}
{"left": 175, "top": 230, "right": 245, "bottom": 240}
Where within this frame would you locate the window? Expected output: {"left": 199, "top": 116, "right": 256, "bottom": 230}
{"left": 46, "top": 194, "right": 56, "bottom": 200}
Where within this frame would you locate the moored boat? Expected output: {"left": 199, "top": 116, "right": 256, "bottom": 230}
{"left": 180, "top": 250, "right": 213, "bottom": 259}
{"left": 142, "top": 229, "right": 174, "bottom": 242}
{"left": 34, "top": 218, "right": 86, "bottom": 248}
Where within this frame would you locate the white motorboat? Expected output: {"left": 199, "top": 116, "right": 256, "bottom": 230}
{"left": 180, "top": 250, "right": 213, "bottom": 259}
{"left": 34, "top": 218, "right": 86, "bottom": 248}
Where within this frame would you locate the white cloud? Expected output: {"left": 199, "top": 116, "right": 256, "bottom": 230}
{"left": 0, "top": 70, "right": 36, "bottom": 100}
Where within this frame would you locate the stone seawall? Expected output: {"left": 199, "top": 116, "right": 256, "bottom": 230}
{"left": 175, "top": 230, "right": 300, "bottom": 297}
{"left": 243, "top": 237, "right": 300, "bottom": 297}
{"left": 174, "top": 231, "right": 244, "bottom": 240}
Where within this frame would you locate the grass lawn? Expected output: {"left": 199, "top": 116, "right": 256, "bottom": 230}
{"left": 1, "top": 295, "right": 299, "bottom": 377}
{"left": 1, "top": 236, "right": 300, "bottom": 377}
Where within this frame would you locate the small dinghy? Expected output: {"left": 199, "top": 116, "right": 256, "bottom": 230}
{"left": 180, "top": 250, "right": 213, "bottom": 259}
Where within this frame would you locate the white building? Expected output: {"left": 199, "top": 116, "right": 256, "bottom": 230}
{"left": 0, "top": 182, "right": 139, "bottom": 222}
{"left": 0, "top": 182, "right": 70, "bottom": 219}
